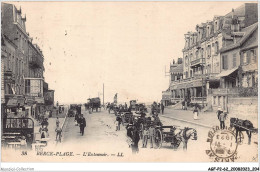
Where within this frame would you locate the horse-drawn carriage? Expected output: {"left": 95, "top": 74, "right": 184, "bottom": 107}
{"left": 86, "top": 97, "right": 101, "bottom": 112}
{"left": 130, "top": 100, "right": 137, "bottom": 111}
{"left": 151, "top": 102, "right": 160, "bottom": 114}
{"left": 230, "top": 118, "right": 258, "bottom": 145}
{"left": 131, "top": 112, "right": 197, "bottom": 150}
{"left": 154, "top": 126, "right": 197, "bottom": 150}
{"left": 68, "top": 104, "right": 81, "bottom": 117}
{"left": 135, "top": 103, "right": 148, "bottom": 113}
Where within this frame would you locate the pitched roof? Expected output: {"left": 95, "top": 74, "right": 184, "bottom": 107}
{"left": 220, "top": 22, "right": 258, "bottom": 53}
{"left": 170, "top": 63, "right": 183, "bottom": 74}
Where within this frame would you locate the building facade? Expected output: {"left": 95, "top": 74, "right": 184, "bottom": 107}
{"left": 1, "top": 3, "right": 55, "bottom": 120}
{"left": 162, "top": 3, "right": 258, "bottom": 111}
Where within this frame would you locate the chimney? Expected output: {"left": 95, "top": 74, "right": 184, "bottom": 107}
{"left": 231, "top": 8, "right": 234, "bottom": 19}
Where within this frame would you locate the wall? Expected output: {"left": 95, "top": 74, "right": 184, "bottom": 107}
{"left": 227, "top": 97, "right": 258, "bottom": 126}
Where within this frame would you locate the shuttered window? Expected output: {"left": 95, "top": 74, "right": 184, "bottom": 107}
{"left": 233, "top": 53, "right": 236, "bottom": 67}
{"left": 222, "top": 55, "right": 228, "bottom": 69}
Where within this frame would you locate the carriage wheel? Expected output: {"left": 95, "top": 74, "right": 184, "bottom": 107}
{"left": 154, "top": 129, "right": 162, "bottom": 149}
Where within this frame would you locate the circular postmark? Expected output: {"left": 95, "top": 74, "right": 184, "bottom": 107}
{"left": 210, "top": 129, "right": 237, "bottom": 158}
{"left": 206, "top": 126, "right": 241, "bottom": 162}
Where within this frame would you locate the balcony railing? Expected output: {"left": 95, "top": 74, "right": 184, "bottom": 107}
{"left": 212, "top": 88, "right": 239, "bottom": 96}
{"left": 29, "top": 56, "right": 43, "bottom": 69}
{"left": 190, "top": 58, "right": 205, "bottom": 67}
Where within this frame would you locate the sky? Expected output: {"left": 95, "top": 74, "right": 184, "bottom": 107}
{"left": 7, "top": 1, "right": 248, "bottom": 104}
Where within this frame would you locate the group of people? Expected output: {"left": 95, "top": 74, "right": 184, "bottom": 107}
{"left": 125, "top": 111, "right": 162, "bottom": 154}
{"left": 151, "top": 102, "right": 165, "bottom": 114}
{"left": 74, "top": 114, "right": 86, "bottom": 136}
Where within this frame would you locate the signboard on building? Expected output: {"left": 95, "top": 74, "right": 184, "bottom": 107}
{"left": 35, "top": 97, "right": 44, "bottom": 104}
{"left": 44, "top": 90, "right": 54, "bottom": 105}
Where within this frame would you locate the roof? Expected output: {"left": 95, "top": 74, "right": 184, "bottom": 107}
{"left": 220, "top": 22, "right": 258, "bottom": 53}
{"left": 170, "top": 64, "right": 183, "bottom": 74}
{"left": 216, "top": 67, "right": 238, "bottom": 78}
{"left": 241, "top": 31, "right": 258, "bottom": 51}
{"left": 225, "top": 4, "right": 246, "bottom": 18}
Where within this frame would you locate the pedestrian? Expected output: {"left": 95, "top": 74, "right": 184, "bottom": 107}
{"left": 184, "top": 101, "right": 188, "bottom": 110}
{"left": 216, "top": 106, "right": 222, "bottom": 120}
{"left": 149, "top": 124, "right": 156, "bottom": 148}
{"left": 74, "top": 113, "right": 79, "bottom": 126}
{"left": 142, "top": 126, "right": 149, "bottom": 148}
{"left": 115, "top": 115, "right": 122, "bottom": 131}
{"left": 126, "top": 123, "right": 134, "bottom": 147}
{"left": 79, "top": 114, "right": 86, "bottom": 136}
{"left": 56, "top": 117, "right": 60, "bottom": 127}
{"left": 131, "top": 126, "right": 140, "bottom": 154}
{"left": 182, "top": 101, "right": 185, "bottom": 110}
{"left": 193, "top": 106, "right": 199, "bottom": 120}
{"left": 161, "top": 103, "right": 164, "bottom": 114}
{"left": 39, "top": 125, "right": 48, "bottom": 138}
{"left": 219, "top": 110, "right": 226, "bottom": 129}
{"left": 55, "top": 125, "right": 62, "bottom": 141}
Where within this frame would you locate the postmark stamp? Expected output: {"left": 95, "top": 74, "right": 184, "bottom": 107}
{"left": 206, "top": 126, "right": 243, "bottom": 162}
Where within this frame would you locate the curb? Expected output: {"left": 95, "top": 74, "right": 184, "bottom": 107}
{"left": 161, "top": 115, "right": 212, "bottom": 128}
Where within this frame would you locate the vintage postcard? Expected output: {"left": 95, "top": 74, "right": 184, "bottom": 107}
{"left": 1, "top": 0, "right": 259, "bottom": 169}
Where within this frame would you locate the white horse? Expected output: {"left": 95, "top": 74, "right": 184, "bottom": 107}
{"left": 175, "top": 127, "right": 197, "bottom": 150}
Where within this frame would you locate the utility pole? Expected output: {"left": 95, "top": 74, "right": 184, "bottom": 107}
{"left": 103, "top": 83, "right": 104, "bottom": 108}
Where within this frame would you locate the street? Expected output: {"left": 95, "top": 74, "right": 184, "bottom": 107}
{"left": 1, "top": 106, "right": 257, "bottom": 162}
{"left": 37, "top": 106, "right": 253, "bottom": 162}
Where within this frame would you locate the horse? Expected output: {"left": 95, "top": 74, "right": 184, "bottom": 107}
{"left": 176, "top": 127, "right": 197, "bottom": 150}
{"left": 230, "top": 118, "right": 254, "bottom": 145}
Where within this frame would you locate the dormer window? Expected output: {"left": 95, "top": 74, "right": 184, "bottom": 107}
{"left": 214, "top": 21, "right": 218, "bottom": 32}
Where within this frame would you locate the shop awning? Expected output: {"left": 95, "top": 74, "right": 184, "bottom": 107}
{"left": 216, "top": 67, "right": 238, "bottom": 78}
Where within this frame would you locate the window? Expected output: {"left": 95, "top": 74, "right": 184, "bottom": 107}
{"left": 207, "top": 45, "right": 211, "bottom": 58}
{"left": 222, "top": 55, "right": 228, "bottom": 70}
{"left": 208, "top": 64, "right": 211, "bottom": 73}
{"left": 195, "top": 51, "right": 199, "bottom": 59}
{"left": 201, "top": 48, "right": 204, "bottom": 58}
{"left": 233, "top": 53, "right": 237, "bottom": 67}
{"left": 215, "top": 42, "right": 219, "bottom": 54}
{"left": 190, "top": 53, "right": 193, "bottom": 61}
{"left": 246, "top": 51, "right": 251, "bottom": 64}
{"left": 213, "top": 96, "right": 216, "bottom": 105}
{"left": 25, "top": 79, "right": 30, "bottom": 95}
{"left": 251, "top": 49, "right": 256, "bottom": 63}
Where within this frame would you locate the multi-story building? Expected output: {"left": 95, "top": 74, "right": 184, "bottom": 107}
{"left": 162, "top": 58, "right": 183, "bottom": 106}
{"left": 162, "top": 3, "right": 258, "bottom": 110}
{"left": 1, "top": 3, "right": 54, "bottom": 119}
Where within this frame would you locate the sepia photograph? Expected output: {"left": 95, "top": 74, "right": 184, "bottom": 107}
{"left": 0, "top": 0, "right": 259, "bottom": 171}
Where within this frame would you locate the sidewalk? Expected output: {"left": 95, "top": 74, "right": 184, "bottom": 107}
{"left": 161, "top": 108, "right": 219, "bottom": 128}
{"left": 161, "top": 106, "right": 258, "bottom": 128}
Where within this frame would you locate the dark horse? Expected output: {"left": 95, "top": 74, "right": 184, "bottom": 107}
{"left": 230, "top": 118, "right": 255, "bottom": 145}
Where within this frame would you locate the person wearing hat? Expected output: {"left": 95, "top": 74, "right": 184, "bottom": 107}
{"left": 219, "top": 110, "right": 226, "bottom": 129}
{"left": 79, "top": 114, "right": 86, "bottom": 136}
{"left": 216, "top": 106, "right": 222, "bottom": 120}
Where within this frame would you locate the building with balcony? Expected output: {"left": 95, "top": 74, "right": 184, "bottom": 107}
{"left": 162, "top": 3, "right": 258, "bottom": 110}
{"left": 211, "top": 21, "right": 258, "bottom": 111}
{"left": 1, "top": 3, "right": 55, "bottom": 119}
